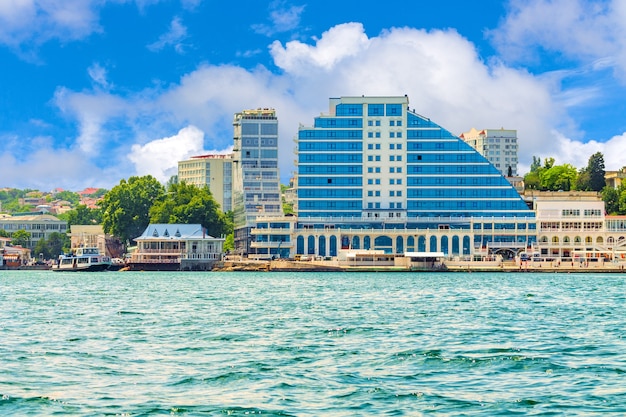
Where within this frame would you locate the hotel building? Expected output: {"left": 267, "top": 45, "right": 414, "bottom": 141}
{"left": 251, "top": 96, "right": 536, "bottom": 259}
{"left": 178, "top": 154, "right": 233, "bottom": 212}
{"left": 232, "top": 108, "right": 283, "bottom": 255}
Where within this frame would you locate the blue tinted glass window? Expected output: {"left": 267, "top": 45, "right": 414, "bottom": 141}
{"left": 368, "top": 104, "right": 384, "bottom": 116}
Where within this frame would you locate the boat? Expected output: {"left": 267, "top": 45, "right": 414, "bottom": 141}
{"left": 54, "top": 247, "right": 112, "bottom": 272}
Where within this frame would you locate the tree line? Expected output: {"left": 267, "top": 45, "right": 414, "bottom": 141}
{"left": 524, "top": 152, "right": 626, "bottom": 215}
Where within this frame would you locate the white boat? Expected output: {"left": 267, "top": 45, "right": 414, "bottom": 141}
{"left": 55, "top": 247, "right": 112, "bottom": 272}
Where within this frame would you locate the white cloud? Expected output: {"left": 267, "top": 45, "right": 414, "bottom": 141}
{"left": 88, "top": 62, "right": 111, "bottom": 89}
{"left": 252, "top": 3, "right": 305, "bottom": 36}
{"left": 0, "top": 0, "right": 101, "bottom": 49}
{"left": 490, "top": 0, "right": 626, "bottom": 81}
{"left": 127, "top": 125, "right": 208, "bottom": 183}
{"left": 147, "top": 16, "right": 188, "bottom": 54}
{"left": 32, "top": 11, "right": 626, "bottom": 190}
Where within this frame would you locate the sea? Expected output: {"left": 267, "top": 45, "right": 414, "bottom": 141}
{"left": 1, "top": 270, "right": 625, "bottom": 416}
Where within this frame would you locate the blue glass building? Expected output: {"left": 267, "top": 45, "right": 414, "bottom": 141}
{"left": 292, "top": 96, "right": 536, "bottom": 257}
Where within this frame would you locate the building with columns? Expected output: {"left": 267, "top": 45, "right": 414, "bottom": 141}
{"left": 251, "top": 96, "right": 536, "bottom": 260}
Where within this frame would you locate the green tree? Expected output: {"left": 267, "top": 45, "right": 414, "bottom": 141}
{"left": 539, "top": 163, "right": 578, "bottom": 191}
{"left": 100, "top": 175, "right": 166, "bottom": 245}
{"left": 223, "top": 233, "right": 234, "bottom": 252}
{"left": 587, "top": 152, "right": 606, "bottom": 191}
{"left": 602, "top": 186, "right": 620, "bottom": 214}
{"left": 55, "top": 190, "right": 80, "bottom": 205}
{"left": 64, "top": 204, "right": 103, "bottom": 226}
{"left": 11, "top": 229, "right": 31, "bottom": 247}
{"left": 32, "top": 232, "right": 69, "bottom": 260}
{"left": 530, "top": 156, "right": 542, "bottom": 172}
{"left": 0, "top": 229, "right": 9, "bottom": 237}
{"left": 148, "top": 181, "right": 230, "bottom": 237}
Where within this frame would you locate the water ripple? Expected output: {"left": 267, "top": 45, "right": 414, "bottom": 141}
{"left": 1, "top": 271, "right": 625, "bottom": 416}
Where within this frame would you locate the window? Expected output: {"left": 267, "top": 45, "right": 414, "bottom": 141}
{"left": 368, "top": 156, "right": 373, "bottom": 161}
{"left": 397, "top": 155, "right": 402, "bottom": 161}
{"left": 390, "top": 191, "right": 395, "bottom": 197}
{"left": 396, "top": 131, "right": 402, "bottom": 138}
{"left": 396, "top": 143, "right": 402, "bottom": 150}
{"left": 390, "top": 167, "right": 395, "bottom": 173}
{"left": 375, "top": 167, "right": 381, "bottom": 173}
{"left": 375, "top": 179, "right": 380, "bottom": 185}
{"left": 390, "top": 179, "right": 395, "bottom": 185}
{"left": 375, "top": 155, "right": 381, "bottom": 161}
{"left": 368, "top": 179, "right": 373, "bottom": 185}
{"left": 390, "top": 120, "right": 395, "bottom": 126}
{"left": 375, "top": 132, "right": 381, "bottom": 138}
{"left": 397, "top": 167, "right": 402, "bottom": 173}
{"left": 368, "top": 191, "right": 373, "bottom": 197}
{"left": 375, "top": 144, "right": 380, "bottom": 150}
{"left": 390, "top": 156, "right": 395, "bottom": 161}
{"left": 375, "top": 120, "right": 381, "bottom": 126}
{"left": 390, "top": 144, "right": 395, "bottom": 150}
{"left": 390, "top": 132, "right": 395, "bottom": 138}
{"left": 375, "top": 191, "right": 381, "bottom": 197}
{"left": 397, "top": 120, "right": 402, "bottom": 126}
{"left": 368, "top": 144, "right": 373, "bottom": 150}
{"left": 396, "top": 179, "right": 402, "bottom": 185}
{"left": 368, "top": 120, "right": 373, "bottom": 126}
{"left": 396, "top": 191, "right": 402, "bottom": 197}
{"left": 368, "top": 132, "right": 373, "bottom": 138}
{"left": 368, "top": 167, "right": 373, "bottom": 173}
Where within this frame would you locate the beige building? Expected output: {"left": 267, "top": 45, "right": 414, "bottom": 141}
{"left": 0, "top": 213, "right": 67, "bottom": 250}
{"left": 178, "top": 154, "right": 233, "bottom": 212}
{"left": 460, "top": 128, "right": 518, "bottom": 177}
{"left": 605, "top": 167, "right": 626, "bottom": 189}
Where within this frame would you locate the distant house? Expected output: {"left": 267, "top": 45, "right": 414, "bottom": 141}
{"left": 129, "top": 224, "right": 224, "bottom": 271}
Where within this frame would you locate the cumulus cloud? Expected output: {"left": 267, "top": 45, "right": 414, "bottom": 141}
{"left": 15, "top": 1, "right": 626, "bottom": 190}
{"left": 490, "top": 0, "right": 626, "bottom": 81}
{"left": 127, "top": 125, "right": 208, "bottom": 183}
{"left": 0, "top": 0, "right": 101, "bottom": 49}
{"left": 88, "top": 62, "right": 111, "bottom": 89}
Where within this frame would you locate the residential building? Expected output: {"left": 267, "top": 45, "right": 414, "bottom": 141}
{"left": 0, "top": 213, "right": 68, "bottom": 250}
{"left": 178, "top": 154, "right": 233, "bottom": 212}
{"left": 253, "top": 95, "right": 535, "bottom": 259}
{"left": 129, "top": 224, "right": 224, "bottom": 271}
{"left": 232, "top": 108, "right": 282, "bottom": 255}
{"left": 459, "top": 127, "right": 518, "bottom": 177}
{"left": 605, "top": 167, "right": 626, "bottom": 189}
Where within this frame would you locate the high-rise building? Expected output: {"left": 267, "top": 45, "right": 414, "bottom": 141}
{"left": 459, "top": 127, "right": 518, "bottom": 177}
{"left": 177, "top": 154, "right": 233, "bottom": 212}
{"left": 232, "top": 108, "right": 282, "bottom": 254}
{"left": 272, "top": 96, "right": 536, "bottom": 258}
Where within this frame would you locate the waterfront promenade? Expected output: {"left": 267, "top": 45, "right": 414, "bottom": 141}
{"left": 215, "top": 258, "right": 626, "bottom": 273}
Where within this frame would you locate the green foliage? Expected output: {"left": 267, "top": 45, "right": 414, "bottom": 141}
{"left": 11, "top": 229, "right": 31, "bottom": 247}
{"left": 100, "top": 175, "right": 166, "bottom": 245}
{"left": 223, "top": 233, "right": 234, "bottom": 252}
{"left": 543, "top": 157, "right": 555, "bottom": 170}
{"left": 602, "top": 186, "right": 620, "bottom": 214}
{"left": 148, "top": 181, "right": 230, "bottom": 237}
{"left": 586, "top": 152, "right": 606, "bottom": 191}
{"left": 539, "top": 164, "right": 578, "bottom": 191}
{"left": 65, "top": 204, "right": 102, "bottom": 226}
{"left": 0, "top": 229, "right": 9, "bottom": 237}
{"left": 530, "top": 156, "right": 542, "bottom": 172}
{"left": 523, "top": 171, "right": 541, "bottom": 190}
{"left": 55, "top": 190, "right": 80, "bottom": 205}
{"left": 32, "top": 232, "right": 69, "bottom": 260}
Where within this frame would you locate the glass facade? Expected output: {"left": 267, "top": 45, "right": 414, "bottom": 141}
{"left": 297, "top": 96, "right": 533, "bottom": 222}
{"left": 232, "top": 108, "right": 282, "bottom": 254}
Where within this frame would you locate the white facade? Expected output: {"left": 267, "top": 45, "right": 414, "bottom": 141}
{"left": 178, "top": 154, "right": 233, "bottom": 212}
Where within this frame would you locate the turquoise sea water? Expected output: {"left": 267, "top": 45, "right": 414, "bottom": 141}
{"left": 1, "top": 271, "right": 625, "bottom": 416}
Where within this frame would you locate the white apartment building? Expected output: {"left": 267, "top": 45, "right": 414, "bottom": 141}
{"left": 460, "top": 128, "right": 518, "bottom": 177}
{"left": 178, "top": 154, "right": 233, "bottom": 212}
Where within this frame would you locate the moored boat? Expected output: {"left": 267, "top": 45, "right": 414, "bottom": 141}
{"left": 55, "top": 247, "right": 112, "bottom": 272}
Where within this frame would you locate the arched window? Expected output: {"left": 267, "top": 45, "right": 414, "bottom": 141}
{"left": 551, "top": 236, "right": 559, "bottom": 244}
{"left": 563, "top": 236, "right": 570, "bottom": 243}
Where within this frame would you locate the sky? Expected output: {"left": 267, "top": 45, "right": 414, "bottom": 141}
{"left": 1, "top": 0, "right": 626, "bottom": 191}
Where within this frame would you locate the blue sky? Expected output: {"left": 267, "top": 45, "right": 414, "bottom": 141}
{"left": 1, "top": 0, "right": 626, "bottom": 191}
